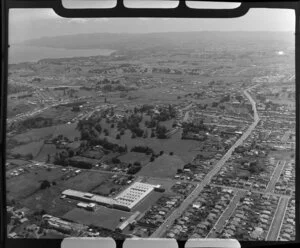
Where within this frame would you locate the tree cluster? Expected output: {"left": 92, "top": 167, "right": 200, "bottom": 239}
{"left": 131, "top": 146, "right": 154, "bottom": 155}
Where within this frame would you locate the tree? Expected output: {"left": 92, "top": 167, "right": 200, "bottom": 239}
{"left": 46, "top": 154, "right": 50, "bottom": 163}
{"left": 156, "top": 125, "right": 168, "bottom": 139}
{"left": 112, "top": 157, "right": 120, "bottom": 164}
{"left": 212, "top": 102, "right": 219, "bottom": 108}
{"left": 68, "top": 150, "right": 74, "bottom": 157}
{"left": 133, "top": 161, "right": 141, "bottom": 166}
{"left": 143, "top": 129, "right": 148, "bottom": 138}
{"left": 40, "top": 180, "right": 51, "bottom": 190}
{"left": 72, "top": 106, "right": 80, "bottom": 112}
{"left": 104, "top": 129, "right": 109, "bottom": 136}
{"left": 129, "top": 223, "right": 135, "bottom": 231}
{"left": 95, "top": 123, "right": 102, "bottom": 133}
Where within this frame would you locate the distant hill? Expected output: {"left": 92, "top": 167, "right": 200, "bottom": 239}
{"left": 22, "top": 31, "right": 294, "bottom": 51}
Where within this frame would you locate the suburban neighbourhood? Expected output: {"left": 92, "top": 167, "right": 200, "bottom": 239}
{"left": 6, "top": 19, "right": 295, "bottom": 241}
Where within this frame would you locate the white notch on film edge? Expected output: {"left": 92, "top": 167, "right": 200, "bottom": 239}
{"left": 61, "top": 237, "right": 240, "bottom": 248}
{"left": 62, "top": 0, "right": 117, "bottom": 9}
{"left": 186, "top": 238, "right": 241, "bottom": 248}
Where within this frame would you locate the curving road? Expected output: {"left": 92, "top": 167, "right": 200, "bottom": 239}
{"left": 150, "top": 86, "right": 260, "bottom": 238}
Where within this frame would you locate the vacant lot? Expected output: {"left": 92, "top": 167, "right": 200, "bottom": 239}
{"left": 132, "top": 191, "right": 165, "bottom": 213}
{"left": 118, "top": 152, "right": 150, "bottom": 166}
{"left": 52, "top": 123, "right": 80, "bottom": 140}
{"left": 10, "top": 126, "right": 56, "bottom": 144}
{"left": 63, "top": 206, "right": 132, "bottom": 230}
{"left": 138, "top": 154, "right": 185, "bottom": 178}
{"left": 19, "top": 185, "right": 74, "bottom": 217}
{"left": 11, "top": 140, "right": 44, "bottom": 158}
{"left": 7, "top": 167, "right": 65, "bottom": 201}
{"left": 35, "top": 144, "right": 58, "bottom": 162}
{"left": 60, "top": 171, "right": 110, "bottom": 192}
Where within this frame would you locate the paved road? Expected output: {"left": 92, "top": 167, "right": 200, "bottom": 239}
{"left": 265, "top": 196, "right": 290, "bottom": 240}
{"left": 210, "top": 183, "right": 286, "bottom": 198}
{"left": 150, "top": 86, "right": 260, "bottom": 238}
{"left": 206, "top": 190, "right": 246, "bottom": 238}
{"left": 265, "top": 161, "right": 286, "bottom": 193}
{"left": 7, "top": 100, "right": 71, "bottom": 125}
{"left": 7, "top": 95, "right": 89, "bottom": 125}
{"left": 182, "top": 103, "right": 194, "bottom": 122}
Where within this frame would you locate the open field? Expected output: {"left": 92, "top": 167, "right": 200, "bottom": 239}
{"left": 131, "top": 191, "right": 163, "bottom": 213}
{"left": 60, "top": 171, "right": 110, "bottom": 192}
{"left": 52, "top": 123, "right": 80, "bottom": 139}
{"left": 11, "top": 140, "right": 44, "bottom": 157}
{"left": 9, "top": 126, "right": 56, "bottom": 144}
{"left": 138, "top": 154, "right": 185, "bottom": 178}
{"left": 35, "top": 144, "right": 58, "bottom": 162}
{"left": 19, "top": 185, "right": 74, "bottom": 217}
{"left": 6, "top": 167, "right": 65, "bottom": 201}
{"left": 118, "top": 152, "right": 151, "bottom": 166}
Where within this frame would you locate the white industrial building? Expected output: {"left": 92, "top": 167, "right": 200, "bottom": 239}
{"left": 61, "top": 182, "right": 158, "bottom": 211}
{"left": 61, "top": 189, "right": 115, "bottom": 207}
{"left": 114, "top": 182, "right": 155, "bottom": 210}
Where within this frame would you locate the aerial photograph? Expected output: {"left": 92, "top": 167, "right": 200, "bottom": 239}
{"left": 6, "top": 8, "right": 295, "bottom": 241}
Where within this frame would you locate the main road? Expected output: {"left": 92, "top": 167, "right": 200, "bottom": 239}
{"left": 151, "top": 86, "right": 260, "bottom": 237}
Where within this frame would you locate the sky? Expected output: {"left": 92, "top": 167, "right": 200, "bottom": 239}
{"left": 9, "top": 4, "right": 295, "bottom": 43}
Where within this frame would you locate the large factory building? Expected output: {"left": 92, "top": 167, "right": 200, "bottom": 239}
{"left": 61, "top": 182, "right": 159, "bottom": 211}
